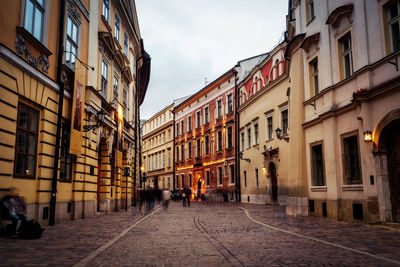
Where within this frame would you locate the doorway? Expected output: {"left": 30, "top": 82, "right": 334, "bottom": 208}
{"left": 381, "top": 119, "right": 400, "bottom": 221}
{"left": 269, "top": 162, "right": 278, "bottom": 202}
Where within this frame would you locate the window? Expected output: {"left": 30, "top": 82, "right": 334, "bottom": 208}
{"left": 60, "top": 123, "right": 73, "bottom": 182}
{"left": 196, "top": 139, "right": 201, "bottom": 158}
{"left": 227, "top": 126, "right": 233, "bottom": 148}
{"left": 338, "top": 32, "right": 353, "bottom": 80}
{"left": 254, "top": 123, "right": 259, "bottom": 145}
{"left": 205, "top": 136, "right": 210, "bottom": 155}
{"left": 124, "top": 33, "right": 129, "bottom": 57}
{"left": 227, "top": 94, "right": 233, "bottom": 113}
{"left": 342, "top": 134, "right": 362, "bottom": 184}
{"left": 181, "top": 120, "right": 184, "bottom": 135}
{"left": 24, "top": 0, "right": 45, "bottom": 41}
{"left": 247, "top": 128, "right": 251, "bottom": 149}
{"left": 309, "top": 57, "right": 319, "bottom": 96}
{"left": 181, "top": 175, "right": 185, "bottom": 189}
{"left": 113, "top": 76, "right": 119, "bottom": 101}
{"left": 217, "top": 130, "right": 223, "bottom": 151}
{"left": 385, "top": 1, "right": 400, "bottom": 53}
{"left": 241, "top": 132, "right": 245, "bottom": 151}
{"left": 243, "top": 171, "right": 247, "bottom": 187}
{"left": 66, "top": 16, "right": 78, "bottom": 66}
{"left": 204, "top": 107, "right": 209, "bottom": 124}
{"left": 101, "top": 61, "right": 108, "bottom": 97}
{"left": 115, "top": 13, "right": 120, "bottom": 42}
{"left": 181, "top": 145, "right": 184, "bottom": 161}
{"left": 217, "top": 99, "right": 222, "bottom": 118}
{"left": 168, "top": 177, "right": 171, "bottom": 189}
{"left": 311, "top": 143, "right": 325, "bottom": 186}
{"left": 206, "top": 171, "right": 210, "bottom": 186}
{"left": 267, "top": 116, "right": 273, "bottom": 140}
{"left": 306, "top": 0, "right": 315, "bottom": 23}
{"left": 218, "top": 167, "right": 223, "bottom": 185}
{"left": 255, "top": 168, "right": 259, "bottom": 187}
{"left": 189, "top": 174, "right": 192, "bottom": 187}
{"left": 188, "top": 142, "right": 192, "bottom": 158}
{"left": 176, "top": 146, "right": 179, "bottom": 162}
{"left": 176, "top": 175, "right": 179, "bottom": 189}
{"left": 168, "top": 151, "right": 171, "bottom": 167}
{"left": 188, "top": 116, "right": 192, "bottom": 131}
{"left": 281, "top": 109, "right": 288, "bottom": 135}
{"left": 14, "top": 103, "right": 39, "bottom": 178}
{"left": 230, "top": 165, "right": 235, "bottom": 184}
{"left": 122, "top": 88, "right": 128, "bottom": 120}
{"left": 196, "top": 111, "right": 201, "bottom": 128}
{"left": 175, "top": 123, "right": 179, "bottom": 137}
{"left": 102, "top": 0, "right": 110, "bottom": 22}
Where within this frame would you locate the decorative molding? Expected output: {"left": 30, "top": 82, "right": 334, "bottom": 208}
{"left": 67, "top": 0, "right": 82, "bottom": 25}
{"left": 292, "top": 0, "right": 301, "bottom": 10}
{"left": 300, "top": 33, "right": 320, "bottom": 54}
{"left": 15, "top": 34, "right": 49, "bottom": 73}
{"left": 326, "top": 4, "right": 353, "bottom": 29}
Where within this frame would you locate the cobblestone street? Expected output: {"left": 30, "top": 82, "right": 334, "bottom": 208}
{"left": 1, "top": 201, "right": 400, "bottom": 266}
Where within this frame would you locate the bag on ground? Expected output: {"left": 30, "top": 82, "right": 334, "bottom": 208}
{"left": 19, "top": 219, "right": 44, "bottom": 239}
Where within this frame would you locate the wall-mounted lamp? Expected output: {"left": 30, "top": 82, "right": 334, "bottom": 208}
{"left": 275, "top": 127, "right": 289, "bottom": 143}
{"left": 364, "top": 131, "right": 372, "bottom": 142}
{"left": 83, "top": 110, "right": 105, "bottom": 132}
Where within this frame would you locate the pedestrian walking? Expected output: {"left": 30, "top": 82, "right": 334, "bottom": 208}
{"left": 187, "top": 188, "right": 191, "bottom": 207}
{"left": 182, "top": 191, "right": 186, "bottom": 207}
{"left": 162, "top": 189, "right": 171, "bottom": 210}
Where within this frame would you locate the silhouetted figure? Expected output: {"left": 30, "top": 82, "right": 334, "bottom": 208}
{"left": 1, "top": 187, "right": 27, "bottom": 237}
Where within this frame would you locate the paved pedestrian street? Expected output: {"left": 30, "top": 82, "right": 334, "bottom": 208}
{"left": 1, "top": 202, "right": 400, "bottom": 266}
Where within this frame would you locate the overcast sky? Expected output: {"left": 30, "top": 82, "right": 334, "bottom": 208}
{"left": 136, "top": 0, "right": 289, "bottom": 120}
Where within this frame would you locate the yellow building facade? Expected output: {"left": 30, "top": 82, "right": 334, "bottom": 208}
{"left": 142, "top": 104, "right": 174, "bottom": 190}
{"left": 0, "top": 0, "right": 149, "bottom": 225}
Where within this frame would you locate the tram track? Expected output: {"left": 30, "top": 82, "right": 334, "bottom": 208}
{"left": 193, "top": 213, "right": 244, "bottom": 267}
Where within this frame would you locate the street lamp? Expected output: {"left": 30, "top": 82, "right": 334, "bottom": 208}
{"left": 275, "top": 127, "right": 289, "bottom": 143}
{"left": 364, "top": 131, "right": 372, "bottom": 142}
{"left": 83, "top": 110, "right": 105, "bottom": 132}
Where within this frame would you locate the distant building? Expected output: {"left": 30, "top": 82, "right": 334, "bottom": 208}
{"left": 142, "top": 104, "right": 175, "bottom": 190}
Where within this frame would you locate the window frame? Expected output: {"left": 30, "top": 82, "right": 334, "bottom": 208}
{"left": 205, "top": 135, "right": 210, "bottom": 155}
{"left": 113, "top": 75, "right": 119, "bottom": 101}
{"left": 255, "top": 168, "right": 259, "bottom": 187}
{"left": 227, "top": 126, "right": 233, "bottom": 149}
{"left": 115, "top": 12, "right": 120, "bottom": 42}
{"left": 341, "top": 131, "right": 362, "bottom": 185}
{"left": 266, "top": 114, "right": 273, "bottom": 141}
{"left": 101, "top": 60, "right": 108, "bottom": 98}
{"left": 338, "top": 31, "right": 354, "bottom": 80}
{"left": 309, "top": 57, "right": 319, "bottom": 97}
{"left": 310, "top": 141, "right": 325, "bottom": 186}
{"left": 65, "top": 15, "right": 79, "bottom": 68}
{"left": 253, "top": 122, "right": 259, "bottom": 145}
{"left": 280, "top": 108, "right": 289, "bottom": 136}
{"left": 23, "top": 0, "right": 46, "bottom": 42}
{"left": 217, "top": 99, "right": 222, "bottom": 118}
{"left": 383, "top": 0, "right": 400, "bottom": 54}
{"left": 306, "top": 0, "right": 315, "bottom": 24}
{"left": 217, "top": 130, "right": 223, "bottom": 151}
{"left": 218, "top": 167, "right": 223, "bottom": 185}
{"left": 230, "top": 164, "right": 235, "bottom": 184}
{"left": 227, "top": 93, "right": 233, "bottom": 113}
{"left": 60, "top": 122, "right": 73, "bottom": 182}
{"left": 14, "top": 103, "right": 39, "bottom": 179}
{"left": 102, "top": 0, "right": 110, "bottom": 23}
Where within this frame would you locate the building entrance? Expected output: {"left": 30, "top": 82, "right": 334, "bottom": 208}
{"left": 381, "top": 119, "right": 400, "bottom": 222}
{"left": 269, "top": 162, "right": 278, "bottom": 202}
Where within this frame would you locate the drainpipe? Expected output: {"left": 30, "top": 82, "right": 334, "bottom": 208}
{"left": 49, "top": 0, "right": 66, "bottom": 226}
{"left": 172, "top": 112, "right": 176, "bottom": 191}
{"left": 233, "top": 68, "right": 241, "bottom": 202}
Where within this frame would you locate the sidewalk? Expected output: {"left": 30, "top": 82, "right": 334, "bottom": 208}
{"left": 0, "top": 206, "right": 147, "bottom": 266}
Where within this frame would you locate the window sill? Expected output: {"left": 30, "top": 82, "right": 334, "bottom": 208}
{"left": 13, "top": 173, "right": 36, "bottom": 180}
{"left": 265, "top": 138, "right": 274, "bottom": 142}
{"left": 226, "top": 146, "right": 233, "bottom": 151}
{"left": 310, "top": 186, "right": 327, "bottom": 192}
{"left": 342, "top": 184, "right": 363, "bottom": 191}
{"left": 216, "top": 150, "right": 223, "bottom": 154}
{"left": 253, "top": 144, "right": 259, "bottom": 148}
{"left": 16, "top": 26, "right": 52, "bottom": 56}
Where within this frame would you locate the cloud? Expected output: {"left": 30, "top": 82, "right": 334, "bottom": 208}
{"left": 136, "top": 0, "right": 288, "bottom": 119}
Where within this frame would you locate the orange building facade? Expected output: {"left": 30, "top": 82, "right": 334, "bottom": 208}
{"left": 174, "top": 71, "right": 237, "bottom": 200}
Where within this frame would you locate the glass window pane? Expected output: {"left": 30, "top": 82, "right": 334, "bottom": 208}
{"left": 19, "top": 108, "right": 29, "bottom": 129}
{"left": 66, "top": 41, "right": 71, "bottom": 61}
{"left": 72, "top": 46, "right": 76, "bottom": 63}
{"left": 67, "top": 17, "right": 72, "bottom": 38}
{"left": 391, "top": 22, "right": 400, "bottom": 51}
{"left": 72, "top": 23, "right": 77, "bottom": 43}
{"left": 24, "top": 0, "right": 34, "bottom": 33}
{"left": 27, "top": 155, "right": 35, "bottom": 176}
{"left": 16, "top": 153, "right": 25, "bottom": 174}
{"left": 18, "top": 133, "right": 27, "bottom": 153}
{"left": 36, "top": 0, "right": 44, "bottom": 7}
{"left": 28, "top": 135, "right": 36, "bottom": 154}
{"left": 29, "top": 112, "right": 38, "bottom": 132}
{"left": 33, "top": 8, "right": 43, "bottom": 40}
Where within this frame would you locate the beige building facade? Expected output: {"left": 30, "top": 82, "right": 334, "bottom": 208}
{"left": 287, "top": 0, "right": 400, "bottom": 223}
{"left": 142, "top": 104, "right": 174, "bottom": 190}
{"left": 238, "top": 43, "right": 291, "bottom": 205}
